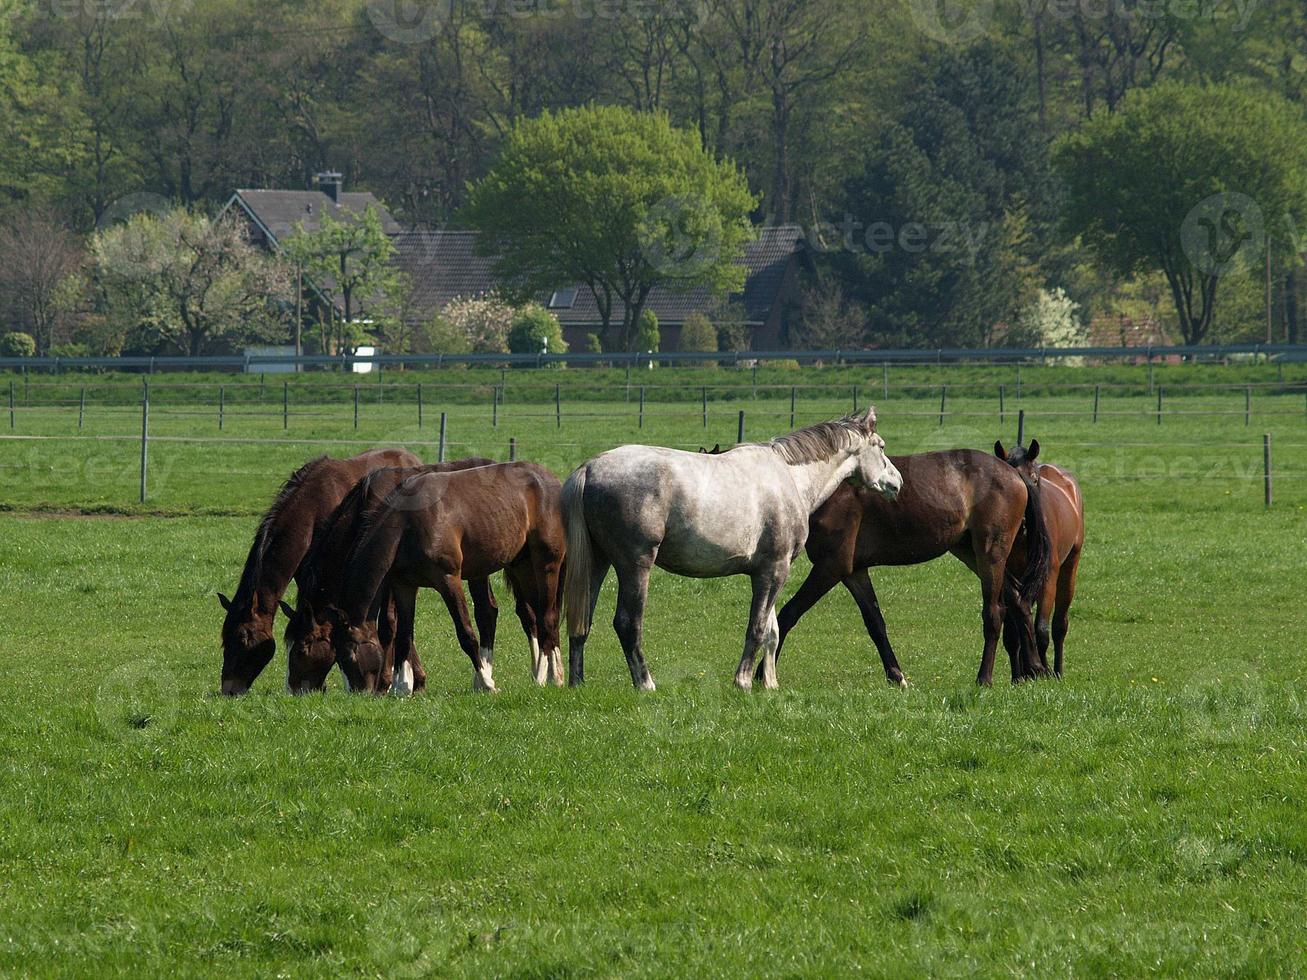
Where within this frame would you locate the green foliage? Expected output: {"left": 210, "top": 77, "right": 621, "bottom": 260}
{"left": 507, "top": 305, "right": 567, "bottom": 355}
{"left": 87, "top": 209, "right": 291, "bottom": 356}
{"left": 0, "top": 331, "right": 35, "bottom": 357}
{"left": 415, "top": 315, "right": 471, "bottom": 357}
{"left": 585, "top": 333, "right": 603, "bottom": 354}
{"left": 463, "top": 105, "right": 757, "bottom": 352}
{"left": 283, "top": 207, "right": 400, "bottom": 354}
{"left": 1055, "top": 81, "right": 1307, "bottom": 344}
{"left": 678, "top": 313, "right": 717, "bottom": 353}
{"left": 634, "top": 309, "right": 660, "bottom": 353}
{"left": 432, "top": 296, "right": 515, "bottom": 354}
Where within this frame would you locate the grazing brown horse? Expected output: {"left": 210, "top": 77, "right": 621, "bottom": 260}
{"left": 772, "top": 449, "right": 1051, "bottom": 686}
{"left": 282, "top": 458, "right": 503, "bottom": 694}
{"left": 332, "top": 462, "right": 567, "bottom": 694}
{"left": 997, "top": 441, "right": 1084, "bottom": 678}
{"left": 218, "top": 448, "right": 420, "bottom": 695}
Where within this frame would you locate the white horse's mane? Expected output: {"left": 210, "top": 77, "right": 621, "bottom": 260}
{"left": 767, "top": 408, "right": 877, "bottom": 465}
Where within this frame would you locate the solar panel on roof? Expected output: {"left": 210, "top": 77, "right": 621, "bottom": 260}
{"left": 548, "top": 287, "right": 579, "bottom": 309}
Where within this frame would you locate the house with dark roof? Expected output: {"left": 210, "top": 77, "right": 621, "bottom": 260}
{"left": 227, "top": 175, "right": 809, "bottom": 351}
{"left": 394, "top": 225, "right": 807, "bottom": 351}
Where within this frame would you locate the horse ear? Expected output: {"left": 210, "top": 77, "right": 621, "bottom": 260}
{"left": 994, "top": 441, "right": 1006, "bottom": 459}
{"left": 217, "top": 592, "right": 232, "bottom": 611}
{"left": 861, "top": 406, "right": 877, "bottom": 433}
{"left": 711, "top": 443, "right": 721, "bottom": 454}
{"left": 278, "top": 600, "right": 295, "bottom": 618}
{"left": 1028, "top": 439, "right": 1040, "bottom": 462}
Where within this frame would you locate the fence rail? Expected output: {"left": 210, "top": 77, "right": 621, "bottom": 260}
{"left": 4, "top": 342, "right": 1307, "bottom": 374}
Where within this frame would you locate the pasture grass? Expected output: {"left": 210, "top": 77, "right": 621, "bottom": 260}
{"left": 1, "top": 372, "right": 1306, "bottom": 976}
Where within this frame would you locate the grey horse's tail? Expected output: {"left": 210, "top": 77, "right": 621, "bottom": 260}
{"left": 562, "top": 465, "right": 593, "bottom": 637}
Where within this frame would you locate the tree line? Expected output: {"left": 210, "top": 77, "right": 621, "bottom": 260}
{"left": 2, "top": 0, "right": 1306, "bottom": 357}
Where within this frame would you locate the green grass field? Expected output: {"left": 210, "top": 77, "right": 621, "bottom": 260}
{"left": 1, "top": 367, "right": 1306, "bottom": 976}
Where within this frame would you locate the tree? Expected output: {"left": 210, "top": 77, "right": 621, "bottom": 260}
{"left": 793, "top": 271, "right": 866, "bottom": 350}
{"left": 463, "top": 106, "right": 756, "bottom": 352}
{"left": 0, "top": 208, "right": 83, "bottom": 354}
{"left": 1056, "top": 82, "right": 1307, "bottom": 345}
{"left": 507, "top": 305, "right": 567, "bottom": 355}
{"left": 89, "top": 208, "right": 291, "bottom": 356}
{"left": 283, "top": 206, "right": 400, "bottom": 355}
{"left": 679, "top": 313, "right": 718, "bottom": 352}
{"left": 830, "top": 42, "right": 1051, "bottom": 348}
{"left": 432, "top": 296, "right": 515, "bottom": 354}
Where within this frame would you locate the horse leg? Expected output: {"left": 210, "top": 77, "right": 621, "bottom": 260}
{"left": 388, "top": 582, "right": 419, "bottom": 696}
{"left": 468, "top": 576, "right": 499, "bottom": 685}
{"left": 529, "top": 548, "right": 565, "bottom": 688}
{"left": 737, "top": 567, "right": 787, "bottom": 691}
{"left": 975, "top": 562, "right": 1006, "bottom": 687}
{"left": 613, "top": 558, "right": 656, "bottom": 691}
{"left": 842, "top": 568, "right": 908, "bottom": 688}
{"left": 504, "top": 564, "right": 546, "bottom": 684}
{"left": 1052, "top": 547, "right": 1081, "bottom": 678}
{"left": 434, "top": 572, "right": 495, "bottom": 693}
{"left": 756, "top": 561, "right": 842, "bottom": 684}
{"left": 568, "top": 556, "right": 610, "bottom": 687}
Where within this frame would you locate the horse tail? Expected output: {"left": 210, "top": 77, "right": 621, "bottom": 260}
{"left": 562, "top": 465, "right": 593, "bottom": 637}
{"left": 1014, "top": 471, "right": 1052, "bottom": 608}
{"left": 1000, "top": 468, "right": 1052, "bottom": 668}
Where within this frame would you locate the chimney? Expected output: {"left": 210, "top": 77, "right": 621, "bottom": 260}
{"left": 315, "top": 171, "right": 343, "bottom": 203}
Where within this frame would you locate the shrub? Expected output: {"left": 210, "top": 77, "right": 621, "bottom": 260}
{"left": 635, "top": 309, "right": 660, "bottom": 353}
{"left": 436, "top": 295, "right": 514, "bottom": 353}
{"left": 507, "top": 304, "right": 567, "bottom": 355}
{"left": 679, "top": 313, "right": 717, "bottom": 353}
{"left": 0, "top": 332, "right": 36, "bottom": 357}
{"left": 417, "top": 315, "right": 472, "bottom": 357}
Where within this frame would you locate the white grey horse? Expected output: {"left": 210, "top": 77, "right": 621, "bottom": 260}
{"left": 561, "top": 408, "right": 903, "bottom": 690}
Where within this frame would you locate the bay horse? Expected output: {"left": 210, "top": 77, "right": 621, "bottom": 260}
{"left": 217, "top": 448, "right": 420, "bottom": 695}
{"left": 997, "top": 441, "right": 1084, "bottom": 678}
{"left": 332, "top": 462, "right": 566, "bottom": 694}
{"left": 281, "top": 458, "right": 508, "bottom": 694}
{"left": 563, "top": 408, "right": 902, "bottom": 691}
{"left": 771, "top": 449, "right": 1052, "bottom": 687}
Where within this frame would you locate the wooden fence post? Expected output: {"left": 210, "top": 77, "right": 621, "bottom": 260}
{"left": 555, "top": 382, "right": 561, "bottom": 429}
{"left": 219, "top": 385, "right": 224, "bottom": 430}
{"left": 1264, "top": 433, "right": 1273, "bottom": 508}
{"left": 737, "top": 409, "right": 745, "bottom": 444}
{"left": 790, "top": 385, "right": 796, "bottom": 429}
{"left": 1016, "top": 408, "right": 1025, "bottom": 446}
{"left": 438, "top": 412, "right": 447, "bottom": 462}
{"left": 639, "top": 386, "right": 646, "bottom": 428}
{"left": 353, "top": 385, "right": 359, "bottom": 429}
{"left": 418, "top": 382, "right": 424, "bottom": 428}
{"left": 938, "top": 385, "right": 947, "bottom": 426}
{"left": 139, "top": 381, "right": 149, "bottom": 504}
{"left": 282, "top": 380, "right": 289, "bottom": 430}
{"left": 1093, "top": 384, "right": 1100, "bottom": 424}
{"left": 509, "top": 437, "right": 517, "bottom": 461}
{"left": 78, "top": 386, "right": 85, "bottom": 429}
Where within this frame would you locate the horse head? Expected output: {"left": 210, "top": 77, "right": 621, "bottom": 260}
{"left": 332, "top": 614, "right": 387, "bottom": 694}
{"left": 218, "top": 593, "right": 277, "bottom": 695}
{"left": 995, "top": 439, "right": 1041, "bottom": 486}
{"left": 849, "top": 408, "right": 901, "bottom": 500}
{"left": 282, "top": 598, "right": 337, "bottom": 693}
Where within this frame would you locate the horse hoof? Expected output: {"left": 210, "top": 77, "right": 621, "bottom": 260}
{"left": 896, "top": 677, "right": 909, "bottom": 691}
{"left": 733, "top": 676, "right": 753, "bottom": 692}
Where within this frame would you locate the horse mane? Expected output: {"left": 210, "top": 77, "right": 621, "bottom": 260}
{"left": 231, "top": 454, "right": 333, "bottom": 606}
{"left": 768, "top": 408, "right": 877, "bottom": 465}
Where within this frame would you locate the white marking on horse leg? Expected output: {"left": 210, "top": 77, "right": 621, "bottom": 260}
{"left": 548, "top": 647, "right": 564, "bottom": 687}
{"left": 898, "top": 677, "right": 909, "bottom": 691}
{"left": 530, "top": 635, "right": 548, "bottom": 685}
{"left": 761, "top": 652, "right": 779, "bottom": 691}
{"left": 734, "top": 670, "right": 754, "bottom": 691}
{"left": 472, "top": 662, "right": 498, "bottom": 693}
{"left": 479, "top": 647, "right": 495, "bottom": 684}
{"left": 391, "top": 660, "right": 414, "bottom": 696}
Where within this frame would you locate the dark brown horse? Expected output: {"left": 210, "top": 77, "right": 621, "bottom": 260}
{"left": 282, "top": 458, "right": 503, "bottom": 694}
{"left": 332, "top": 462, "right": 567, "bottom": 694}
{"left": 218, "top": 448, "right": 420, "bottom": 695}
{"left": 771, "top": 449, "right": 1051, "bottom": 686}
{"left": 997, "top": 441, "right": 1084, "bottom": 677}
